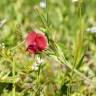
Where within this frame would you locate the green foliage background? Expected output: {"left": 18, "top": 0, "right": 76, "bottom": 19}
{"left": 0, "top": 0, "right": 96, "bottom": 96}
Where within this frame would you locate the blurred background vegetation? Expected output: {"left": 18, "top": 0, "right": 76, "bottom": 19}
{"left": 0, "top": 0, "right": 96, "bottom": 96}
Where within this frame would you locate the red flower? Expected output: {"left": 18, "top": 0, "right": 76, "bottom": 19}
{"left": 26, "top": 31, "right": 47, "bottom": 53}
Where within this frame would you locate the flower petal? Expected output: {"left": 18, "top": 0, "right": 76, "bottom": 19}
{"left": 26, "top": 43, "right": 38, "bottom": 53}
{"left": 26, "top": 32, "right": 37, "bottom": 46}
{"left": 36, "top": 33, "right": 47, "bottom": 51}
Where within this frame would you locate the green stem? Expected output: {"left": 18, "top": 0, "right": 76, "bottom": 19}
{"left": 45, "top": 0, "right": 49, "bottom": 26}
{"left": 10, "top": 40, "right": 25, "bottom": 51}
{"left": 71, "top": 0, "right": 84, "bottom": 83}
{"left": 12, "top": 58, "right": 15, "bottom": 96}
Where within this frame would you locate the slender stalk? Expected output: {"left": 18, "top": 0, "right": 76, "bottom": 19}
{"left": 68, "top": 1, "right": 84, "bottom": 95}
{"left": 10, "top": 40, "right": 25, "bottom": 51}
{"left": 45, "top": 0, "right": 49, "bottom": 26}
{"left": 70, "top": 2, "right": 84, "bottom": 92}
{"left": 73, "top": 0, "right": 84, "bottom": 73}
{"left": 12, "top": 58, "right": 15, "bottom": 96}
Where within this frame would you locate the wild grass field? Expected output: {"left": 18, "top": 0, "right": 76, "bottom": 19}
{"left": 0, "top": 0, "right": 96, "bottom": 96}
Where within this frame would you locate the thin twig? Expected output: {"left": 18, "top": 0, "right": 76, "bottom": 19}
{"left": 10, "top": 40, "right": 25, "bottom": 51}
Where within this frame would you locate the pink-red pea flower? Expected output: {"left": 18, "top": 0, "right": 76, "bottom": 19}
{"left": 26, "top": 31, "right": 47, "bottom": 54}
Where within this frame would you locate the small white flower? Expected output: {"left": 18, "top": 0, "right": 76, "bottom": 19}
{"left": 39, "top": 1, "right": 46, "bottom": 8}
{"left": 36, "top": 56, "right": 44, "bottom": 64}
{"left": 86, "top": 26, "right": 96, "bottom": 33}
{"left": 32, "top": 63, "right": 38, "bottom": 71}
{"left": 72, "top": 0, "right": 78, "bottom": 3}
{"left": 32, "top": 56, "right": 44, "bottom": 71}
